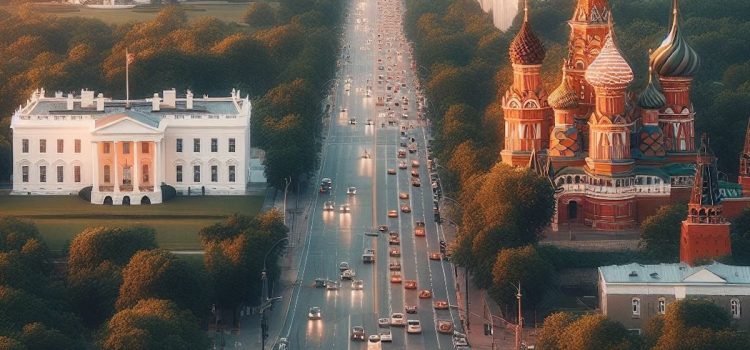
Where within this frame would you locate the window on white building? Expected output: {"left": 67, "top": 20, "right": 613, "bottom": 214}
{"left": 39, "top": 166, "right": 47, "bottom": 182}
{"left": 123, "top": 142, "right": 130, "bottom": 154}
{"left": 22, "top": 139, "right": 29, "bottom": 153}
{"left": 142, "top": 164, "right": 149, "bottom": 183}
{"left": 211, "top": 138, "right": 218, "bottom": 153}
{"left": 103, "top": 143, "right": 110, "bottom": 154}
{"left": 75, "top": 139, "right": 81, "bottom": 153}
{"left": 142, "top": 142, "right": 149, "bottom": 154}
{"left": 57, "top": 139, "right": 64, "bottom": 153}
{"left": 658, "top": 298, "right": 666, "bottom": 315}
{"left": 22, "top": 166, "right": 28, "bottom": 182}
{"left": 193, "top": 165, "right": 200, "bottom": 182}
{"left": 229, "top": 165, "right": 236, "bottom": 182}
{"left": 229, "top": 138, "right": 236, "bottom": 152}
{"left": 731, "top": 299, "right": 741, "bottom": 319}
{"left": 176, "top": 139, "right": 183, "bottom": 152}
{"left": 194, "top": 139, "right": 200, "bottom": 153}
{"left": 74, "top": 166, "right": 81, "bottom": 183}
{"left": 57, "top": 166, "right": 64, "bottom": 182}
{"left": 176, "top": 165, "right": 183, "bottom": 182}
{"left": 104, "top": 165, "right": 111, "bottom": 183}
{"left": 211, "top": 165, "right": 218, "bottom": 182}
{"left": 632, "top": 298, "right": 640, "bottom": 318}
{"left": 40, "top": 139, "right": 46, "bottom": 153}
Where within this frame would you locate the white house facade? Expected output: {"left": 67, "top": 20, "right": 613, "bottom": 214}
{"left": 10, "top": 88, "right": 263, "bottom": 205}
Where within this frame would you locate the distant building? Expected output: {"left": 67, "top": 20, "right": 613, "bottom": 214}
{"left": 501, "top": 0, "right": 750, "bottom": 230}
{"left": 476, "top": 0, "right": 519, "bottom": 32}
{"left": 599, "top": 262, "right": 750, "bottom": 333}
{"left": 10, "top": 88, "right": 263, "bottom": 205}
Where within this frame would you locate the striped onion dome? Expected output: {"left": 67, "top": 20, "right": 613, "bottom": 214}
{"left": 548, "top": 69, "right": 579, "bottom": 110}
{"left": 509, "top": 3, "right": 545, "bottom": 65}
{"left": 649, "top": 0, "right": 699, "bottom": 77}
{"left": 638, "top": 69, "right": 666, "bottom": 109}
{"left": 584, "top": 33, "right": 633, "bottom": 88}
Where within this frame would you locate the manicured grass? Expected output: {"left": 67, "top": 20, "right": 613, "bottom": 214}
{"left": 0, "top": 195, "right": 264, "bottom": 252}
{"left": 5, "top": 2, "right": 276, "bottom": 25}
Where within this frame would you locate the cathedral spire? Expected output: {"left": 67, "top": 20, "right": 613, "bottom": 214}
{"left": 690, "top": 134, "right": 722, "bottom": 208}
{"left": 523, "top": 0, "right": 529, "bottom": 23}
{"left": 649, "top": 0, "right": 699, "bottom": 77}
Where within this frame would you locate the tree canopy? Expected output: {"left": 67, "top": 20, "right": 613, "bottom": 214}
{"left": 639, "top": 203, "right": 686, "bottom": 261}
{"left": 490, "top": 245, "right": 554, "bottom": 309}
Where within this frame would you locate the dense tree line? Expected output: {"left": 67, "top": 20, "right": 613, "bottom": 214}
{"left": 0, "top": 0, "right": 345, "bottom": 188}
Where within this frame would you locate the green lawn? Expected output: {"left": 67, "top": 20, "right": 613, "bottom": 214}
{"left": 0, "top": 195, "right": 264, "bottom": 252}
{"left": 3, "top": 2, "right": 276, "bottom": 25}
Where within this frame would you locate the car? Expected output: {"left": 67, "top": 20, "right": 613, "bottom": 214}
{"left": 388, "top": 210, "right": 398, "bottom": 218}
{"left": 347, "top": 186, "right": 357, "bottom": 195}
{"left": 362, "top": 150, "right": 371, "bottom": 159}
{"left": 407, "top": 320, "right": 422, "bottom": 334}
{"left": 390, "top": 313, "right": 406, "bottom": 326}
{"left": 341, "top": 269, "right": 355, "bottom": 280}
{"left": 401, "top": 113, "right": 408, "bottom": 119}
{"left": 314, "top": 278, "right": 327, "bottom": 288}
{"left": 434, "top": 300, "right": 449, "bottom": 310}
{"left": 411, "top": 160, "right": 420, "bottom": 168}
{"left": 351, "top": 326, "right": 365, "bottom": 341}
{"left": 339, "top": 262, "right": 350, "bottom": 271}
{"left": 404, "top": 280, "right": 417, "bottom": 289}
{"left": 378, "top": 225, "right": 389, "bottom": 232}
{"left": 405, "top": 305, "right": 417, "bottom": 314}
{"left": 378, "top": 318, "right": 390, "bottom": 328}
{"left": 399, "top": 161, "right": 408, "bottom": 169}
{"left": 388, "top": 231, "right": 400, "bottom": 244}
{"left": 389, "top": 247, "right": 401, "bottom": 257}
{"left": 454, "top": 334, "right": 469, "bottom": 347}
{"left": 323, "top": 201, "right": 335, "bottom": 211}
{"left": 379, "top": 330, "right": 393, "bottom": 342}
{"left": 390, "top": 273, "right": 402, "bottom": 283}
{"left": 365, "top": 230, "right": 379, "bottom": 237}
{"left": 352, "top": 279, "right": 364, "bottom": 290}
{"left": 339, "top": 203, "right": 351, "bottom": 213}
{"left": 368, "top": 335, "right": 381, "bottom": 343}
{"left": 411, "top": 170, "right": 419, "bottom": 177}
{"left": 437, "top": 320, "right": 454, "bottom": 334}
{"left": 400, "top": 204, "right": 411, "bottom": 213}
{"left": 366, "top": 119, "right": 374, "bottom": 125}
{"left": 419, "top": 290, "right": 433, "bottom": 299}
{"left": 411, "top": 179, "right": 421, "bottom": 187}
{"left": 429, "top": 252, "right": 442, "bottom": 260}
{"left": 399, "top": 192, "right": 409, "bottom": 199}
{"left": 325, "top": 280, "right": 340, "bottom": 290}
{"left": 387, "top": 168, "right": 396, "bottom": 175}
{"left": 349, "top": 118, "right": 357, "bottom": 125}
{"left": 397, "top": 149, "right": 407, "bottom": 158}
{"left": 308, "top": 307, "right": 322, "bottom": 320}
{"left": 389, "top": 261, "right": 401, "bottom": 271}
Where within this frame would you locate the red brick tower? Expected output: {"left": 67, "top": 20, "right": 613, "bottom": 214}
{"left": 650, "top": 0, "right": 700, "bottom": 162}
{"left": 739, "top": 118, "right": 750, "bottom": 196}
{"left": 680, "top": 135, "right": 731, "bottom": 265}
{"left": 582, "top": 20, "right": 636, "bottom": 230}
{"left": 565, "top": 0, "right": 610, "bottom": 152}
{"left": 501, "top": 1, "right": 551, "bottom": 167}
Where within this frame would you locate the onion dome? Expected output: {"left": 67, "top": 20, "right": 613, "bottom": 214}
{"left": 649, "top": 0, "right": 700, "bottom": 77}
{"left": 509, "top": 1, "right": 545, "bottom": 65}
{"left": 637, "top": 68, "right": 666, "bottom": 109}
{"left": 548, "top": 67, "right": 579, "bottom": 110}
{"left": 584, "top": 30, "right": 633, "bottom": 88}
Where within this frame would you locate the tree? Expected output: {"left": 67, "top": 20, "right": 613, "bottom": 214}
{"left": 536, "top": 312, "right": 577, "bottom": 350}
{"left": 18, "top": 322, "right": 77, "bottom": 350}
{"left": 243, "top": 2, "right": 277, "bottom": 28}
{"left": 651, "top": 299, "right": 750, "bottom": 350}
{"left": 102, "top": 298, "right": 209, "bottom": 350}
{"left": 0, "top": 336, "right": 24, "bottom": 350}
{"left": 731, "top": 208, "right": 750, "bottom": 264}
{"left": 0, "top": 216, "right": 42, "bottom": 252}
{"left": 67, "top": 262, "right": 122, "bottom": 328}
{"left": 638, "top": 203, "right": 686, "bottom": 261}
{"left": 0, "top": 286, "right": 83, "bottom": 348}
{"left": 489, "top": 245, "right": 553, "bottom": 309}
{"left": 116, "top": 249, "right": 208, "bottom": 318}
{"left": 559, "top": 314, "right": 636, "bottom": 350}
{"left": 67, "top": 226, "right": 157, "bottom": 271}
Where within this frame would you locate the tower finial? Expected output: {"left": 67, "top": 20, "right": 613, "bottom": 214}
{"left": 524, "top": 0, "right": 529, "bottom": 23}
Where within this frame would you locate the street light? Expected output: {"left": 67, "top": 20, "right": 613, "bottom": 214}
{"left": 260, "top": 237, "right": 289, "bottom": 350}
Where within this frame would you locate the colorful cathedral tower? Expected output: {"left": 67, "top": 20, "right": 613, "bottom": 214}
{"left": 501, "top": 1, "right": 551, "bottom": 167}
{"left": 680, "top": 135, "right": 731, "bottom": 265}
{"left": 650, "top": 0, "right": 700, "bottom": 162}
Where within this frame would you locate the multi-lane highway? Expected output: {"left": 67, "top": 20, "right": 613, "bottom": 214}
{"left": 274, "top": 0, "right": 462, "bottom": 349}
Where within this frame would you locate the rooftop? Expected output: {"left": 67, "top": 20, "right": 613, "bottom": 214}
{"left": 599, "top": 262, "right": 750, "bottom": 285}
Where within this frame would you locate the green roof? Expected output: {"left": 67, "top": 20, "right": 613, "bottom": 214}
{"left": 662, "top": 163, "right": 696, "bottom": 176}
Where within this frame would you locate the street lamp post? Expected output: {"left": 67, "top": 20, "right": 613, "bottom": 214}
{"left": 260, "top": 237, "right": 289, "bottom": 350}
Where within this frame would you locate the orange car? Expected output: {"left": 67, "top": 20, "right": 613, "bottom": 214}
{"left": 434, "top": 300, "right": 449, "bottom": 310}
{"left": 418, "top": 290, "right": 432, "bottom": 299}
{"left": 388, "top": 210, "right": 398, "bottom": 218}
{"left": 390, "top": 248, "right": 401, "bottom": 257}
{"left": 429, "top": 252, "right": 441, "bottom": 260}
{"left": 391, "top": 274, "right": 402, "bottom": 283}
{"left": 404, "top": 280, "right": 417, "bottom": 289}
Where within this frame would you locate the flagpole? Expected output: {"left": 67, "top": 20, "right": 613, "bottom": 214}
{"left": 125, "top": 48, "right": 130, "bottom": 108}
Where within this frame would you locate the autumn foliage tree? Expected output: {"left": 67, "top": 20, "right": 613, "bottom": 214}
{"left": 490, "top": 245, "right": 553, "bottom": 309}
{"left": 639, "top": 203, "right": 686, "bottom": 261}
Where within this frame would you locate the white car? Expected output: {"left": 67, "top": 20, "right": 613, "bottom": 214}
{"left": 368, "top": 335, "right": 381, "bottom": 343}
{"left": 390, "top": 312, "right": 406, "bottom": 326}
{"left": 407, "top": 319, "right": 422, "bottom": 334}
{"left": 339, "top": 203, "right": 351, "bottom": 213}
{"left": 308, "top": 306, "right": 322, "bottom": 320}
{"left": 352, "top": 280, "right": 364, "bottom": 290}
{"left": 324, "top": 201, "right": 335, "bottom": 211}
{"left": 379, "top": 330, "right": 393, "bottom": 342}
{"left": 347, "top": 186, "right": 357, "bottom": 195}
{"left": 339, "top": 262, "right": 350, "bottom": 271}
{"left": 378, "top": 318, "right": 390, "bottom": 327}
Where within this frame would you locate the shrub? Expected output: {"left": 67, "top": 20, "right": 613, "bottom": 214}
{"left": 78, "top": 186, "right": 92, "bottom": 202}
{"left": 160, "top": 184, "right": 176, "bottom": 202}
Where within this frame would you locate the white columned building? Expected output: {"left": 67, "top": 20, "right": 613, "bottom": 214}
{"left": 10, "top": 88, "right": 265, "bottom": 205}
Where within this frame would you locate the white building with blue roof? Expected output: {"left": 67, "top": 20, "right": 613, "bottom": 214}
{"left": 599, "top": 262, "right": 750, "bottom": 332}
{"left": 10, "top": 88, "right": 262, "bottom": 205}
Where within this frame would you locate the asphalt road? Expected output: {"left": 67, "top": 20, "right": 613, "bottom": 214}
{"left": 275, "top": 0, "right": 461, "bottom": 349}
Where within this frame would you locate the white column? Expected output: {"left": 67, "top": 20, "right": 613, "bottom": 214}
{"left": 92, "top": 142, "right": 99, "bottom": 192}
{"left": 133, "top": 141, "right": 139, "bottom": 192}
{"left": 113, "top": 141, "right": 119, "bottom": 193}
{"left": 155, "top": 140, "right": 162, "bottom": 192}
